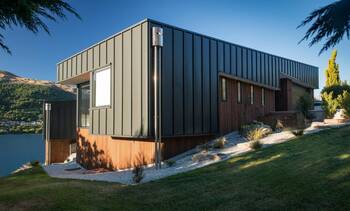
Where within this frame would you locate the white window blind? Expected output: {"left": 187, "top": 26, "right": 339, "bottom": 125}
{"left": 94, "top": 68, "right": 110, "bottom": 107}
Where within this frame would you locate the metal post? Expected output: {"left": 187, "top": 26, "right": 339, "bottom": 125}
{"left": 45, "top": 103, "right": 51, "bottom": 165}
{"left": 152, "top": 27, "right": 163, "bottom": 169}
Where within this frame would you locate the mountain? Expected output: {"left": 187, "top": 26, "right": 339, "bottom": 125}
{"left": 0, "top": 70, "right": 75, "bottom": 134}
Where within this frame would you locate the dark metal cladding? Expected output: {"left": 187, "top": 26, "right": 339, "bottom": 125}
{"left": 56, "top": 19, "right": 318, "bottom": 138}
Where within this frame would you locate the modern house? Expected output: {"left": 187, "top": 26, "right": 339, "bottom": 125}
{"left": 48, "top": 19, "right": 319, "bottom": 170}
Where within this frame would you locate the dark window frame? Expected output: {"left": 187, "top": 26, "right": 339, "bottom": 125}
{"left": 78, "top": 82, "right": 90, "bottom": 128}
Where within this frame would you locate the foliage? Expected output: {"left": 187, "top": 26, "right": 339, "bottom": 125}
{"left": 246, "top": 128, "right": 268, "bottom": 141}
{"left": 274, "top": 119, "right": 284, "bottom": 132}
{"left": 132, "top": 165, "right": 144, "bottom": 183}
{"left": 321, "top": 91, "right": 341, "bottom": 118}
{"left": 292, "top": 129, "right": 304, "bottom": 136}
{"left": 165, "top": 159, "right": 176, "bottom": 167}
{"left": 298, "top": 0, "right": 350, "bottom": 54}
{"left": 321, "top": 84, "right": 350, "bottom": 97}
{"left": 1, "top": 127, "right": 350, "bottom": 210}
{"left": 213, "top": 137, "right": 226, "bottom": 149}
{"left": 0, "top": 0, "right": 80, "bottom": 54}
{"left": 325, "top": 50, "right": 341, "bottom": 87}
{"left": 249, "top": 140, "right": 262, "bottom": 150}
{"left": 239, "top": 121, "right": 272, "bottom": 137}
{"left": 338, "top": 90, "right": 350, "bottom": 117}
{"left": 296, "top": 94, "right": 313, "bottom": 118}
{"left": 0, "top": 80, "right": 74, "bottom": 133}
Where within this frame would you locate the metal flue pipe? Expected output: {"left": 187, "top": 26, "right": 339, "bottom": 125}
{"left": 152, "top": 27, "right": 163, "bottom": 169}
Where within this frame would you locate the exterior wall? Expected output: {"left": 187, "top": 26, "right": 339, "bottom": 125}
{"left": 219, "top": 78, "right": 275, "bottom": 134}
{"left": 149, "top": 19, "right": 317, "bottom": 138}
{"left": 57, "top": 21, "right": 150, "bottom": 138}
{"left": 276, "top": 78, "right": 313, "bottom": 111}
{"left": 77, "top": 128, "right": 213, "bottom": 169}
{"left": 57, "top": 19, "right": 318, "bottom": 138}
{"left": 46, "top": 139, "right": 72, "bottom": 164}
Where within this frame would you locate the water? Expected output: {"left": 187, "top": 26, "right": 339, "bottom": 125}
{"left": 0, "top": 134, "right": 44, "bottom": 177}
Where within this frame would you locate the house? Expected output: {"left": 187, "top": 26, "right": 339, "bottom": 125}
{"left": 49, "top": 19, "right": 318, "bottom": 170}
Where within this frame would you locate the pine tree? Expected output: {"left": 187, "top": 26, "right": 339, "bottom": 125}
{"left": 325, "top": 50, "right": 341, "bottom": 87}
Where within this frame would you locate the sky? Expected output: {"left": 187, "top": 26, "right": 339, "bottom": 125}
{"left": 0, "top": 0, "right": 349, "bottom": 98}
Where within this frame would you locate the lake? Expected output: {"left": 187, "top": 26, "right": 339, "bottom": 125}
{"left": 0, "top": 134, "right": 44, "bottom": 177}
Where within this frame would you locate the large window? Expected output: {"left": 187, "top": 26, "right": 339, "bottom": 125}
{"left": 78, "top": 83, "right": 90, "bottom": 127}
{"left": 221, "top": 77, "right": 227, "bottom": 101}
{"left": 94, "top": 67, "right": 111, "bottom": 107}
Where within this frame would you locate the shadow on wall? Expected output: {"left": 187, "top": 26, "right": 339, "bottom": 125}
{"left": 77, "top": 133, "right": 113, "bottom": 170}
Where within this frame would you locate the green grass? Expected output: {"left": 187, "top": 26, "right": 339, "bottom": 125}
{"left": 1, "top": 127, "right": 350, "bottom": 210}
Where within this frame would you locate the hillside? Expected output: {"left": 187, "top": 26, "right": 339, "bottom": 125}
{"left": 1, "top": 126, "right": 350, "bottom": 210}
{"left": 0, "top": 70, "right": 75, "bottom": 134}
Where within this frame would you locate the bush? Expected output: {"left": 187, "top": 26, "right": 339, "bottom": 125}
{"left": 30, "top": 160, "right": 40, "bottom": 167}
{"left": 213, "top": 137, "right": 226, "bottom": 149}
{"left": 297, "top": 94, "right": 313, "bottom": 118}
{"left": 291, "top": 129, "right": 304, "bottom": 136}
{"left": 132, "top": 165, "right": 144, "bottom": 183}
{"left": 192, "top": 152, "right": 220, "bottom": 162}
{"left": 165, "top": 159, "right": 176, "bottom": 167}
{"left": 274, "top": 119, "right": 284, "bottom": 132}
{"left": 322, "top": 91, "right": 341, "bottom": 118}
{"left": 338, "top": 91, "right": 350, "bottom": 118}
{"left": 321, "top": 84, "right": 350, "bottom": 97}
{"left": 247, "top": 127, "right": 268, "bottom": 141}
{"left": 250, "top": 141, "right": 262, "bottom": 150}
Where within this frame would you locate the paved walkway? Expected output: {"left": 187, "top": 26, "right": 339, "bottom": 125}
{"left": 43, "top": 121, "right": 350, "bottom": 185}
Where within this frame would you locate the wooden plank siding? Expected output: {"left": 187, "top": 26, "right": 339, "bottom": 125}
{"left": 219, "top": 77, "right": 275, "bottom": 134}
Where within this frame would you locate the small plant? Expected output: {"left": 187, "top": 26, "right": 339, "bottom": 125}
{"left": 198, "top": 143, "right": 211, "bottom": 152}
{"left": 30, "top": 160, "right": 40, "bottom": 167}
{"left": 213, "top": 137, "right": 226, "bottom": 149}
{"left": 274, "top": 119, "right": 284, "bottom": 132}
{"left": 250, "top": 141, "right": 262, "bottom": 150}
{"left": 247, "top": 128, "right": 266, "bottom": 141}
{"left": 292, "top": 129, "right": 304, "bottom": 136}
{"left": 132, "top": 165, "right": 144, "bottom": 183}
{"left": 297, "top": 94, "right": 313, "bottom": 119}
{"left": 165, "top": 159, "right": 176, "bottom": 167}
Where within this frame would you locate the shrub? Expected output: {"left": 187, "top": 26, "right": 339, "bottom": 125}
{"left": 338, "top": 90, "right": 350, "bottom": 118}
{"left": 247, "top": 127, "right": 268, "bottom": 141}
{"left": 297, "top": 94, "right": 313, "bottom": 118}
{"left": 192, "top": 152, "right": 220, "bottom": 162}
{"left": 292, "top": 129, "right": 304, "bottom": 136}
{"left": 321, "top": 84, "right": 350, "bottom": 97}
{"left": 274, "top": 119, "right": 284, "bottom": 132}
{"left": 165, "top": 159, "right": 176, "bottom": 167}
{"left": 198, "top": 143, "right": 211, "bottom": 152}
{"left": 213, "top": 137, "right": 226, "bottom": 149}
{"left": 250, "top": 141, "right": 262, "bottom": 150}
{"left": 132, "top": 165, "right": 144, "bottom": 183}
{"left": 322, "top": 91, "right": 341, "bottom": 118}
{"left": 30, "top": 160, "right": 40, "bottom": 167}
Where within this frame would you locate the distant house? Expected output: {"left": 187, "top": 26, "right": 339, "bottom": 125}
{"left": 49, "top": 19, "right": 318, "bottom": 170}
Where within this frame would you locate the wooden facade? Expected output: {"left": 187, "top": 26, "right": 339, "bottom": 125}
{"left": 219, "top": 77, "right": 275, "bottom": 134}
{"left": 77, "top": 128, "right": 213, "bottom": 169}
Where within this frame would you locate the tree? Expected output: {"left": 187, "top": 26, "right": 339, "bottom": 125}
{"left": 298, "top": 0, "right": 350, "bottom": 55}
{"left": 325, "top": 50, "right": 341, "bottom": 87}
{"left": 0, "top": 0, "right": 80, "bottom": 54}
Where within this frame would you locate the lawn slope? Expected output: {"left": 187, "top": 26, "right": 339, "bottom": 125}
{"left": 1, "top": 126, "right": 350, "bottom": 210}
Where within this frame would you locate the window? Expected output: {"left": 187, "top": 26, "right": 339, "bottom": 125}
{"left": 237, "top": 82, "right": 242, "bottom": 103}
{"left": 78, "top": 83, "right": 90, "bottom": 127}
{"left": 261, "top": 88, "right": 265, "bottom": 106}
{"left": 94, "top": 67, "right": 111, "bottom": 107}
{"left": 250, "top": 85, "right": 254, "bottom": 105}
{"left": 221, "top": 78, "right": 227, "bottom": 101}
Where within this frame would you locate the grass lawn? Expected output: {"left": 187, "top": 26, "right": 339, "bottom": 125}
{"left": 1, "top": 126, "right": 350, "bottom": 210}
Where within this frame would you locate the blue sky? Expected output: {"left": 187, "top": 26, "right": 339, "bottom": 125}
{"left": 0, "top": 0, "right": 349, "bottom": 97}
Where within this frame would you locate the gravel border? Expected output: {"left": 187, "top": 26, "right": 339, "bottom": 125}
{"left": 43, "top": 121, "right": 350, "bottom": 185}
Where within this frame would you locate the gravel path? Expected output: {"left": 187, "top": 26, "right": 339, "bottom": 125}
{"left": 43, "top": 121, "right": 350, "bottom": 185}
